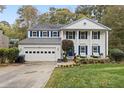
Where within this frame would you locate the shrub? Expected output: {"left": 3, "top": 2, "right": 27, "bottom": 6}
{"left": 7, "top": 48, "right": 19, "bottom": 63}
{"left": 0, "top": 48, "right": 19, "bottom": 64}
{"left": 76, "top": 57, "right": 110, "bottom": 64}
{"left": 109, "top": 48, "right": 124, "bottom": 62}
{"left": 0, "top": 48, "right": 8, "bottom": 64}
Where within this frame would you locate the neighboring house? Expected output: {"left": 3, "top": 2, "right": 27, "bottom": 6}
{"left": 0, "top": 30, "right": 9, "bottom": 48}
{"left": 19, "top": 18, "right": 111, "bottom": 62}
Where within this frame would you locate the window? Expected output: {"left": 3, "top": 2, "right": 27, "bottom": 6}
{"left": 48, "top": 51, "right": 51, "bottom": 54}
{"left": 92, "top": 46, "right": 100, "bottom": 53}
{"left": 80, "top": 46, "right": 87, "bottom": 53}
{"left": 25, "top": 51, "right": 28, "bottom": 54}
{"left": 52, "top": 31, "right": 58, "bottom": 37}
{"left": 66, "top": 31, "right": 75, "bottom": 39}
{"left": 52, "top": 51, "right": 55, "bottom": 54}
{"left": 80, "top": 32, "right": 87, "bottom": 39}
{"left": 33, "top": 51, "right": 36, "bottom": 53}
{"left": 29, "top": 51, "right": 32, "bottom": 54}
{"left": 42, "top": 31, "right": 48, "bottom": 37}
{"left": 37, "top": 51, "right": 39, "bottom": 53}
{"left": 31, "top": 31, "right": 39, "bottom": 37}
{"left": 92, "top": 31, "right": 100, "bottom": 39}
{"left": 45, "top": 51, "right": 47, "bottom": 54}
{"left": 41, "top": 51, "right": 43, "bottom": 53}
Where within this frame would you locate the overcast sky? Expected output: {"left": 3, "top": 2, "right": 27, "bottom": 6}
{"left": 0, "top": 5, "right": 77, "bottom": 24}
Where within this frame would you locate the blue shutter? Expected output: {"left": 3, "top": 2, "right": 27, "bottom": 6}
{"left": 58, "top": 31, "right": 59, "bottom": 37}
{"left": 37, "top": 31, "right": 39, "bottom": 37}
{"left": 51, "top": 31, "right": 52, "bottom": 37}
{"left": 92, "top": 32, "right": 93, "bottom": 39}
{"left": 92, "top": 46, "right": 93, "bottom": 55}
{"left": 30, "top": 31, "right": 32, "bottom": 37}
{"left": 47, "top": 31, "right": 49, "bottom": 37}
{"left": 40, "top": 31, "right": 42, "bottom": 37}
{"left": 79, "top": 31, "right": 80, "bottom": 39}
{"left": 86, "top": 32, "right": 88, "bottom": 39}
{"left": 98, "top": 32, "right": 100, "bottom": 39}
{"left": 86, "top": 46, "right": 88, "bottom": 55}
{"left": 78, "top": 46, "right": 80, "bottom": 55}
{"left": 73, "top": 31, "right": 75, "bottom": 39}
{"left": 66, "top": 32, "right": 68, "bottom": 39}
{"left": 98, "top": 46, "right": 100, "bottom": 54}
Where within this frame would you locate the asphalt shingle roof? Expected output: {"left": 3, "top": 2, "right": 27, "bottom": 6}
{"left": 19, "top": 38, "right": 61, "bottom": 45}
{"left": 28, "top": 24, "right": 65, "bottom": 31}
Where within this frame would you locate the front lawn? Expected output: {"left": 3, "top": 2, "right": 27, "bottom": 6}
{"left": 45, "top": 64, "right": 124, "bottom": 88}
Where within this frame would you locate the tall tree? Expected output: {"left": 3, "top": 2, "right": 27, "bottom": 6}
{"left": 39, "top": 7, "right": 85, "bottom": 24}
{"left": 17, "top": 5, "right": 39, "bottom": 28}
{"left": 102, "top": 6, "right": 124, "bottom": 50}
{"left": 75, "top": 5, "right": 108, "bottom": 22}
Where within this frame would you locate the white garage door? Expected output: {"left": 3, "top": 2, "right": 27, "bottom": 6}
{"left": 24, "top": 47, "right": 56, "bottom": 61}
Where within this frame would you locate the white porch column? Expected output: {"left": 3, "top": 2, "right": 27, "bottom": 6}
{"left": 88, "top": 30, "right": 92, "bottom": 58}
{"left": 60, "top": 30, "right": 64, "bottom": 40}
{"left": 28, "top": 31, "right": 30, "bottom": 38}
{"left": 106, "top": 31, "right": 108, "bottom": 56}
{"left": 76, "top": 30, "right": 79, "bottom": 55}
{"left": 49, "top": 31, "right": 51, "bottom": 38}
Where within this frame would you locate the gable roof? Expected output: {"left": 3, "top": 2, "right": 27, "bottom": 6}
{"left": 28, "top": 24, "right": 64, "bottom": 31}
{"left": 61, "top": 18, "right": 111, "bottom": 30}
{"left": 19, "top": 38, "right": 61, "bottom": 45}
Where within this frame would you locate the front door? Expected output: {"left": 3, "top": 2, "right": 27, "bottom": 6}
{"left": 67, "top": 48, "right": 74, "bottom": 57}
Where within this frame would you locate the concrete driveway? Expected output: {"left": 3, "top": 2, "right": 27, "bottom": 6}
{"left": 0, "top": 61, "right": 56, "bottom": 88}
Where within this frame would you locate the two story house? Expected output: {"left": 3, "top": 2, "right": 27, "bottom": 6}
{"left": 19, "top": 18, "right": 111, "bottom": 62}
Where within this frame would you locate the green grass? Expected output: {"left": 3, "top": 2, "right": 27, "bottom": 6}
{"left": 45, "top": 64, "right": 124, "bottom": 88}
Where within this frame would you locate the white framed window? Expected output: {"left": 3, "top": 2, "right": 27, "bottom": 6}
{"left": 80, "top": 46, "right": 87, "bottom": 53}
{"left": 32, "top": 31, "right": 38, "bottom": 37}
{"left": 42, "top": 31, "right": 48, "bottom": 37}
{"left": 92, "top": 31, "right": 100, "bottom": 39}
{"left": 52, "top": 31, "right": 58, "bottom": 37}
{"left": 66, "top": 31, "right": 75, "bottom": 39}
{"left": 80, "top": 32, "right": 87, "bottom": 39}
{"left": 92, "top": 46, "right": 100, "bottom": 53}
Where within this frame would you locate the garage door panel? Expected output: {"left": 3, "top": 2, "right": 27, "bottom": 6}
{"left": 24, "top": 47, "right": 57, "bottom": 61}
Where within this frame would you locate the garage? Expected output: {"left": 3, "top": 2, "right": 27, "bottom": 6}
{"left": 24, "top": 47, "right": 56, "bottom": 61}
{"left": 19, "top": 38, "right": 61, "bottom": 62}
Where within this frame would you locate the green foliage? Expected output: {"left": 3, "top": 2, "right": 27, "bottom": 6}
{"left": 45, "top": 64, "right": 124, "bottom": 88}
{"left": 7, "top": 48, "right": 19, "bottom": 63}
{"left": 0, "top": 48, "right": 8, "bottom": 63}
{"left": 75, "top": 5, "right": 107, "bottom": 21}
{"left": 62, "top": 39, "right": 74, "bottom": 52}
{"left": 17, "top": 5, "right": 38, "bottom": 27}
{"left": 109, "top": 48, "right": 124, "bottom": 62}
{"left": 39, "top": 7, "right": 86, "bottom": 24}
{"left": 102, "top": 6, "right": 124, "bottom": 51}
{"left": 75, "top": 57, "right": 110, "bottom": 64}
{"left": 0, "top": 48, "right": 19, "bottom": 64}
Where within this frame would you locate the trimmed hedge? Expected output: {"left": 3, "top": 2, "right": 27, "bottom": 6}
{"left": 75, "top": 57, "right": 110, "bottom": 64}
{"left": 0, "top": 48, "right": 19, "bottom": 64}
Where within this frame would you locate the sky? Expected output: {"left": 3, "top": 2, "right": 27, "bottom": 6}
{"left": 0, "top": 5, "right": 77, "bottom": 24}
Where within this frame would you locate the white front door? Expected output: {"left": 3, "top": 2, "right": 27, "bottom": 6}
{"left": 24, "top": 47, "right": 56, "bottom": 61}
